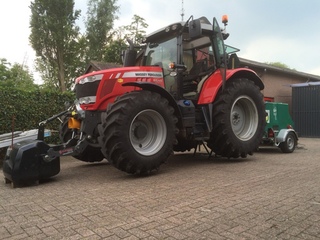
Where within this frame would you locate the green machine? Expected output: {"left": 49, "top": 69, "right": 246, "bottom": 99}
{"left": 261, "top": 102, "right": 298, "bottom": 153}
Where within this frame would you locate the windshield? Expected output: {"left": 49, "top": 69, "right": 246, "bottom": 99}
{"left": 144, "top": 37, "right": 177, "bottom": 67}
{"left": 212, "top": 18, "right": 225, "bottom": 67}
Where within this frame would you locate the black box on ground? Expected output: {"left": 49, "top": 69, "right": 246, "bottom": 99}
{"left": 3, "top": 140, "right": 60, "bottom": 187}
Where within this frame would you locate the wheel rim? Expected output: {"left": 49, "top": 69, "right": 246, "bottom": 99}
{"left": 287, "top": 135, "right": 295, "bottom": 150}
{"left": 230, "top": 96, "right": 259, "bottom": 141}
{"left": 130, "top": 109, "right": 167, "bottom": 156}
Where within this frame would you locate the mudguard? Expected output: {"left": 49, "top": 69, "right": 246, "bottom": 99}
{"left": 276, "top": 129, "right": 298, "bottom": 143}
{"left": 198, "top": 68, "right": 264, "bottom": 105}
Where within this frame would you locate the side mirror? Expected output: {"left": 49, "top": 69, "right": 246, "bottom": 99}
{"left": 189, "top": 19, "right": 202, "bottom": 39}
{"left": 123, "top": 49, "right": 137, "bottom": 67}
{"left": 123, "top": 39, "right": 137, "bottom": 67}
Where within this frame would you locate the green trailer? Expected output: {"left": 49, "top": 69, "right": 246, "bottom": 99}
{"left": 261, "top": 102, "right": 298, "bottom": 153}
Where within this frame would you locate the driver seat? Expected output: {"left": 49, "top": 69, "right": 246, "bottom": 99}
{"left": 183, "top": 59, "right": 208, "bottom": 94}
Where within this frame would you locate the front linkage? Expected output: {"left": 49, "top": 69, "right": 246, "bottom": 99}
{"left": 37, "top": 107, "right": 87, "bottom": 161}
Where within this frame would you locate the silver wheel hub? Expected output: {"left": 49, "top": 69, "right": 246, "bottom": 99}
{"left": 287, "top": 136, "right": 294, "bottom": 149}
{"left": 231, "top": 96, "right": 259, "bottom": 141}
{"left": 130, "top": 109, "right": 167, "bottom": 156}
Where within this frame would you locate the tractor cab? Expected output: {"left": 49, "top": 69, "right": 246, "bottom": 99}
{"left": 141, "top": 16, "right": 229, "bottom": 99}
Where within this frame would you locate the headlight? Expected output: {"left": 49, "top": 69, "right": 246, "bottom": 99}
{"left": 79, "top": 96, "right": 96, "bottom": 104}
{"left": 78, "top": 74, "right": 103, "bottom": 85}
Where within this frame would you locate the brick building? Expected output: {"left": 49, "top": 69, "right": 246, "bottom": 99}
{"left": 239, "top": 58, "right": 320, "bottom": 113}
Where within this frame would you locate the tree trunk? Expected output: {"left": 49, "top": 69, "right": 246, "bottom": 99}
{"left": 57, "top": 50, "right": 66, "bottom": 92}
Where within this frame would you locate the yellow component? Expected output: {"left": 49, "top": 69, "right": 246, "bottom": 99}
{"left": 71, "top": 111, "right": 77, "bottom": 116}
{"left": 68, "top": 117, "right": 81, "bottom": 129}
{"left": 117, "top": 78, "right": 124, "bottom": 83}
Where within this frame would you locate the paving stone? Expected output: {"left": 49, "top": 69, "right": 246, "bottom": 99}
{"left": 1, "top": 138, "right": 320, "bottom": 239}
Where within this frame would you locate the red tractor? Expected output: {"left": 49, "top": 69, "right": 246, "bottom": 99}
{"left": 4, "top": 16, "right": 266, "bottom": 179}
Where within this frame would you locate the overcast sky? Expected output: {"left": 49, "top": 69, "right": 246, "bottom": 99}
{"left": 1, "top": 0, "right": 320, "bottom": 84}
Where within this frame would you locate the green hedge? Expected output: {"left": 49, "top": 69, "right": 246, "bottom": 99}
{"left": 0, "top": 86, "right": 75, "bottom": 143}
{"left": 0, "top": 87, "right": 75, "bottom": 166}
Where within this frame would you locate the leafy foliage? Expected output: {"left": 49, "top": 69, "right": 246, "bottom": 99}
{"left": 102, "top": 15, "right": 149, "bottom": 64}
{"left": 104, "top": 38, "right": 127, "bottom": 64}
{"left": 0, "top": 58, "right": 11, "bottom": 81}
{"left": 0, "top": 86, "right": 74, "bottom": 141}
{"left": 125, "top": 14, "right": 149, "bottom": 45}
{"left": 0, "top": 59, "right": 38, "bottom": 91}
{"left": 29, "top": 0, "right": 81, "bottom": 92}
{"left": 85, "top": 0, "right": 119, "bottom": 62}
{"left": 0, "top": 86, "right": 75, "bottom": 166}
{"left": 266, "top": 61, "right": 296, "bottom": 70}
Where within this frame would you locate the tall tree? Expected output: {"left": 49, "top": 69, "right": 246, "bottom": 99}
{"left": 103, "top": 15, "right": 149, "bottom": 64}
{"left": 126, "top": 14, "right": 148, "bottom": 45}
{"left": 85, "top": 0, "right": 119, "bottom": 61}
{"left": 29, "top": 0, "right": 81, "bottom": 92}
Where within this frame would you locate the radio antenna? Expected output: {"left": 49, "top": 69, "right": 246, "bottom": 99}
{"left": 181, "top": 0, "right": 185, "bottom": 21}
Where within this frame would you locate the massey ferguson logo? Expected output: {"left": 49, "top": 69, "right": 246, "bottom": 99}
{"left": 135, "top": 72, "right": 163, "bottom": 77}
{"left": 123, "top": 72, "right": 163, "bottom": 78}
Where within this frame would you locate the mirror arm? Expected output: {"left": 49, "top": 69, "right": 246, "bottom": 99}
{"left": 179, "top": 15, "right": 193, "bottom": 35}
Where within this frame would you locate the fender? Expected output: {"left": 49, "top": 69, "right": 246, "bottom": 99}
{"left": 122, "top": 82, "right": 177, "bottom": 108}
{"left": 123, "top": 82, "right": 183, "bottom": 127}
{"left": 197, "top": 68, "right": 264, "bottom": 105}
{"left": 275, "top": 129, "right": 298, "bottom": 145}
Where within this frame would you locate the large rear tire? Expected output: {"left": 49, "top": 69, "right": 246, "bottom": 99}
{"left": 59, "top": 116, "right": 104, "bottom": 162}
{"left": 98, "top": 90, "right": 177, "bottom": 174}
{"left": 207, "top": 78, "right": 265, "bottom": 158}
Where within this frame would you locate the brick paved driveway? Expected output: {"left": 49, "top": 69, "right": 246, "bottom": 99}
{"left": 1, "top": 138, "right": 320, "bottom": 239}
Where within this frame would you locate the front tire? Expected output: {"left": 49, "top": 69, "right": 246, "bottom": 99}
{"left": 98, "top": 90, "right": 177, "bottom": 174}
{"left": 207, "top": 78, "right": 265, "bottom": 158}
